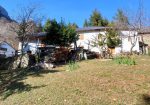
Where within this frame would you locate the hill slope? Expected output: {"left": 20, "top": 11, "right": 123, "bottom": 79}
{"left": 0, "top": 5, "right": 18, "bottom": 49}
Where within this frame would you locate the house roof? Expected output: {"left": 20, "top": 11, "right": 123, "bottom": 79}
{"left": 139, "top": 27, "right": 150, "bottom": 34}
{"left": 76, "top": 27, "right": 111, "bottom": 32}
{"left": 77, "top": 26, "right": 150, "bottom": 34}
{"left": 0, "top": 41, "right": 16, "bottom": 50}
{"left": 17, "top": 32, "right": 47, "bottom": 40}
{"left": 32, "top": 32, "right": 47, "bottom": 37}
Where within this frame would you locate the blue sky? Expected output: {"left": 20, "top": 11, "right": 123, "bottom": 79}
{"left": 0, "top": 0, "right": 150, "bottom": 27}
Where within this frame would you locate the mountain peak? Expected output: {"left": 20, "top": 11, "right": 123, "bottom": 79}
{"left": 0, "top": 5, "right": 11, "bottom": 20}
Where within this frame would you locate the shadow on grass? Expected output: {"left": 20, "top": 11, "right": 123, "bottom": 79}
{"left": 26, "top": 68, "right": 61, "bottom": 77}
{"left": 142, "top": 94, "right": 150, "bottom": 105}
{"left": 1, "top": 81, "right": 46, "bottom": 100}
{"left": 0, "top": 67, "right": 61, "bottom": 100}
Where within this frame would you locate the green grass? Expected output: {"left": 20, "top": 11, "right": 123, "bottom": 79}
{"left": 1, "top": 56, "right": 150, "bottom": 105}
{"left": 113, "top": 55, "right": 136, "bottom": 65}
{"left": 66, "top": 61, "right": 80, "bottom": 71}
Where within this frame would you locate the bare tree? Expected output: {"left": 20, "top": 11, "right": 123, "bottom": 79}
{"left": 128, "top": 0, "right": 149, "bottom": 54}
{"left": 135, "top": 0, "right": 147, "bottom": 54}
{"left": 11, "top": 5, "right": 42, "bottom": 68}
{"left": 90, "top": 29, "right": 120, "bottom": 58}
{"left": 128, "top": 27, "right": 138, "bottom": 54}
{"left": 113, "top": 0, "right": 149, "bottom": 54}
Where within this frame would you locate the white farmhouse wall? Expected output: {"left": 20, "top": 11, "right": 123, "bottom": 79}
{"left": 115, "top": 47, "right": 121, "bottom": 54}
{"left": 76, "top": 30, "right": 140, "bottom": 54}
{"left": 0, "top": 42, "right": 16, "bottom": 57}
{"left": 121, "top": 31, "right": 139, "bottom": 53}
{"left": 18, "top": 40, "right": 41, "bottom": 54}
{"left": 77, "top": 31, "right": 106, "bottom": 53}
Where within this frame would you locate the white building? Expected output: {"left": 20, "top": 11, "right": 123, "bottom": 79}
{"left": 76, "top": 27, "right": 142, "bottom": 54}
{"left": 18, "top": 32, "right": 46, "bottom": 54}
{"left": 18, "top": 27, "right": 146, "bottom": 55}
{"left": 0, "top": 41, "right": 16, "bottom": 57}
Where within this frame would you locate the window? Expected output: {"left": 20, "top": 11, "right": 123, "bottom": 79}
{"left": 79, "top": 34, "right": 84, "bottom": 40}
{"left": 0, "top": 47, "right": 7, "bottom": 51}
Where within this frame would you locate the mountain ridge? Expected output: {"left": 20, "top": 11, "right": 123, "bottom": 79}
{"left": 0, "top": 5, "right": 18, "bottom": 49}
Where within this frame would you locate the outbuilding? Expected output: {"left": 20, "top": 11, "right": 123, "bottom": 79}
{"left": 0, "top": 41, "right": 16, "bottom": 57}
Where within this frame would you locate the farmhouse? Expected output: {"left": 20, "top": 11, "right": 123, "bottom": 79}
{"left": 18, "top": 32, "right": 47, "bottom": 54}
{"left": 76, "top": 27, "right": 148, "bottom": 55}
{"left": 0, "top": 41, "right": 16, "bottom": 57}
{"left": 18, "top": 27, "right": 149, "bottom": 55}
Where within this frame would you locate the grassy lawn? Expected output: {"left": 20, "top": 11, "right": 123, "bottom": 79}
{"left": 1, "top": 56, "right": 150, "bottom": 105}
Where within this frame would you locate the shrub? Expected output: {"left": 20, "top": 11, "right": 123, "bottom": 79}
{"left": 66, "top": 61, "right": 79, "bottom": 71}
{"left": 113, "top": 56, "right": 136, "bottom": 65}
{"left": 0, "top": 57, "right": 14, "bottom": 70}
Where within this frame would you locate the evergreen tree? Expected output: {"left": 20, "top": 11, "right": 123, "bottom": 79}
{"left": 83, "top": 19, "right": 89, "bottom": 27}
{"left": 43, "top": 19, "right": 78, "bottom": 47}
{"left": 106, "top": 29, "right": 121, "bottom": 48}
{"left": 43, "top": 19, "right": 61, "bottom": 45}
{"left": 71, "top": 23, "right": 79, "bottom": 28}
{"left": 93, "top": 29, "right": 121, "bottom": 52}
{"left": 102, "top": 18, "right": 109, "bottom": 26}
{"left": 83, "top": 9, "right": 109, "bottom": 27}
{"left": 113, "top": 9, "right": 129, "bottom": 29}
{"left": 43, "top": 19, "right": 51, "bottom": 32}
{"left": 89, "top": 9, "right": 103, "bottom": 26}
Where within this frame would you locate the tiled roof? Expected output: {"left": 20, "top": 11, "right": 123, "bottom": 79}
{"left": 139, "top": 27, "right": 150, "bottom": 34}
{"left": 76, "top": 27, "right": 111, "bottom": 32}
{"left": 32, "top": 32, "right": 47, "bottom": 37}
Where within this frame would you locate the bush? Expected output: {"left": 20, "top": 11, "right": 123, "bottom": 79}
{"left": 0, "top": 57, "right": 14, "bottom": 70}
{"left": 66, "top": 61, "right": 79, "bottom": 71}
{"left": 113, "top": 56, "right": 136, "bottom": 65}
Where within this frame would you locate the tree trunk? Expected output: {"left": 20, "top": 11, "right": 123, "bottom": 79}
{"left": 130, "top": 45, "right": 135, "bottom": 55}
{"left": 74, "top": 41, "right": 77, "bottom": 50}
{"left": 18, "top": 41, "right": 25, "bottom": 68}
{"left": 141, "top": 34, "right": 146, "bottom": 54}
